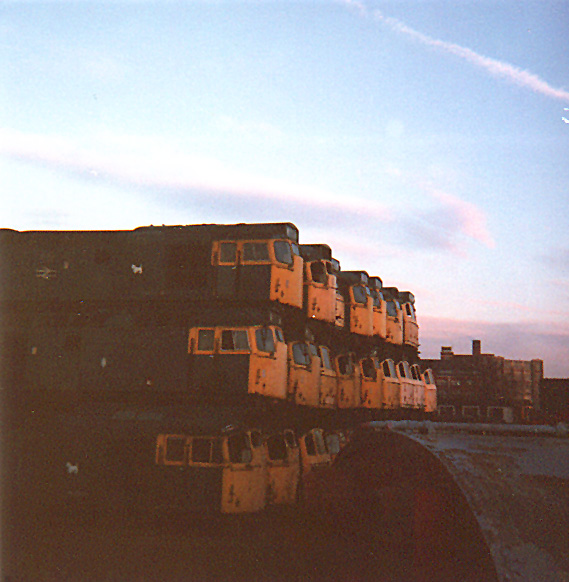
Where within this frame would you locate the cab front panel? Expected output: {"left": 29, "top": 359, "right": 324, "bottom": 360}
{"left": 360, "top": 358, "right": 381, "bottom": 409}
{"left": 221, "top": 432, "right": 268, "bottom": 514}
{"left": 402, "top": 302, "right": 419, "bottom": 348}
{"left": 188, "top": 353, "right": 251, "bottom": 402}
{"left": 386, "top": 303, "right": 404, "bottom": 346}
{"left": 334, "top": 292, "right": 346, "bottom": 328}
{"left": 319, "top": 370, "right": 338, "bottom": 408}
{"left": 304, "top": 262, "right": 337, "bottom": 323}
{"left": 211, "top": 239, "right": 303, "bottom": 309}
{"left": 249, "top": 345, "right": 288, "bottom": 400}
{"left": 153, "top": 464, "right": 224, "bottom": 513}
{"left": 222, "top": 464, "right": 267, "bottom": 513}
{"left": 336, "top": 354, "right": 361, "bottom": 409}
{"left": 397, "top": 362, "right": 415, "bottom": 408}
{"left": 235, "top": 263, "right": 272, "bottom": 303}
{"left": 265, "top": 432, "right": 300, "bottom": 506}
{"left": 287, "top": 343, "right": 320, "bottom": 407}
{"left": 372, "top": 302, "right": 387, "bottom": 339}
{"left": 379, "top": 359, "right": 401, "bottom": 409}
{"left": 348, "top": 288, "right": 374, "bottom": 336}
{"left": 411, "top": 365, "right": 425, "bottom": 409}
{"left": 270, "top": 254, "right": 303, "bottom": 309}
{"left": 299, "top": 429, "right": 331, "bottom": 476}
{"left": 423, "top": 369, "right": 437, "bottom": 413}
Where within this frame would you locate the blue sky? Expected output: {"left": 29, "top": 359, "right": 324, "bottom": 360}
{"left": 1, "top": 0, "right": 568, "bottom": 376}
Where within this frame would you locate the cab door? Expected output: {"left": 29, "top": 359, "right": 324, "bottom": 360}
{"left": 318, "top": 345, "right": 337, "bottom": 408}
{"left": 336, "top": 352, "right": 361, "bottom": 409}
{"left": 299, "top": 428, "right": 331, "bottom": 476}
{"left": 287, "top": 341, "right": 320, "bottom": 406}
{"left": 270, "top": 240, "right": 303, "bottom": 309}
{"left": 304, "top": 260, "right": 337, "bottom": 323}
{"left": 360, "top": 357, "right": 381, "bottom": 409}
{"left": 422, "top": 369, "right": 438, "bottom": 413}
{"left": 349, "top": 284, "right": 374, "bottom": 336}
{"left": 386, "top": 300, "right": 404, "bottom": 345}
{"left": 380, "top": 359, "right": 401, "bottom": 410}
{"left": 397, "top": 361, "right": 414, "bottom": 409}
{"left": 249, "top": 326, "right": 288, "bottom": 400}
{"left": 222, "top": 430, "right": 267, "bottom": 514}
{"left": 265, "top": 430, "right": 300, "bottom": 505}
{"left": 411, "top": 364, "right": 426, "bottom": 410}
{"left": 211, "top": 240, "right": 238, "bottom": 299}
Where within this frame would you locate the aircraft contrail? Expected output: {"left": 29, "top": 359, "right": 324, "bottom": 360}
{"left": 341, "top": 0, "right": 569, "bottom": 103}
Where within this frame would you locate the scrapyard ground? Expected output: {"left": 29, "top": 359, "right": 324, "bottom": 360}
{"left": 4, "top": 502, "right": 419, "bottom": 582}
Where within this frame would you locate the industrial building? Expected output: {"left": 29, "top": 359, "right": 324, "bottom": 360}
{"left": 421, "top": 340, "right": 543, "bottom": 423}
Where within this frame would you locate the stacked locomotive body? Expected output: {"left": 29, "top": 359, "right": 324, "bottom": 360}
{"left": 1, "top": 222, "right": 436, "bottom": 513}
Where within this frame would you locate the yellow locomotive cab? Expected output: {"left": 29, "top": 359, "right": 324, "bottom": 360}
{"left": 380, "top": 358, "right": 401, "bottom": 409}
{"left": 410, "top": 363, "right": 426, "bottom": 410}
{"left": 398, "top": 291, "right": 419, "bottom": 348}
{"left": 299, "top": 244, "right": 340, "bottom": 324}
{"left": 335, "top": 352, "right": 362, "bottom": 409}
{"left": 154, "top": 429, "right": 268, "bottom": 514}
{"left": 422, "top": 368, "right": 438, "bottom": 413}
{"left": 369, "top": 277, "right": 387, "bottom": 339}
{"left": 211, "top": 238, "right": 303, "bottom": 309}
{"left": 265, "top": 429, "right": 301, "bottom": 506}
{"left": 396, "top": 361, "right": 415, "bottom": 408}
{"left": 299, "top": 428, "right": 332, "bottom": 476}
{"left": 385, "top": 297, "right": 404, "bottom": 345}
{"left": 287, "top": 341, "right": 321, "bottom": 407}
{"left": 188, "top": 324, "right": 288, "bottom": 401}
{"left": 317, "top": 345, "right": 338, "bottom": 408}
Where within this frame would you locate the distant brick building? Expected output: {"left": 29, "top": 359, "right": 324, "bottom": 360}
{"left": 421, "top": 340, "right": 543, "bottom": 422}
{"left": 540, "top": 378, "right": 569, "bottom": 422}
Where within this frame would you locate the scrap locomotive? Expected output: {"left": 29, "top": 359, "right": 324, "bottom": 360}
{"left": 1, "top": 222, "right": 436, "bottom": 512}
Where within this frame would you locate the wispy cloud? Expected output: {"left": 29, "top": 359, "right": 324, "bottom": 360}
{"left": 342, "top": 0, "right": 569, "bottom": 103}
{"left": 0, "top": 127, "right": 392, "bottom": 229}
{"left": 1, "top": 126, "right": 495, "bottom": 253}
{"left": 426, "top": 187, "right": 495, "bottom": 249}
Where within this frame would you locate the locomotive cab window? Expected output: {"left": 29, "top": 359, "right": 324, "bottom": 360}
{"left": 256, "top": 327, "right": 275, "bottom": 353}
{"left": 197, "top": 329, "right": 215, "bottom": 352}
{"left": 284, "top": 429, "right": 298, "bottom": 448}
{"left": 310, "top": 261, "right": 328, "bottom": 284}
{"left": 218, "top": 242, "right": 237, "bottom": 264}
{"left": 243, "top": 242, "right": 270, "bottom": 262}
{"left": 386, "top": 300, "right": 399, "bottom": 317}
{"left": 227, "top": 432, "right": 253, "bottom": 464}
{"left": 319, "top": 346, "right": 333, "bottom": 370}
{"left": 191, "top": 438, "right": 213, "bottom": 464}
{"left": 361, "top": 358, "right": 377, "bottom": 380}
{"left": 383, "top": 360, "right": 395, "bottom": 377}
{"left": 266, "top": 434, "right": 287, "bottom": 461}
{"left": 337, "top": 354, "right": 354, "bottom": 375}
{"left": 292, "top": 343, "right": 311, "bottom": 366}
{"left": 220, "top": 329, "right": 250, "bottom": 351}
{"left": 371, "top": 289, "right": 384, "bottom": 308}
{"left": 165, "top": 436, "right": 186, "bottom": 464}
{"left": 273, "top": 240, "right": 293, "bottom": 266}
{"left": 352, "top": 285, "right": 369, "bottom": 305}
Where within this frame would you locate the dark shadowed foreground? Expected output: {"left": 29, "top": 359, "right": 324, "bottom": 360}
{"left": 4, "top": 502, "right": 416, "bottom": 582}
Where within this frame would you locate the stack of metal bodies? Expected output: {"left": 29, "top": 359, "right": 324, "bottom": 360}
{"left": 0, "top": 222, "right": 430, "bottom": 514}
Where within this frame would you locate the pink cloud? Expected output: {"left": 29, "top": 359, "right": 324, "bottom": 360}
{"left": 0, "top": 127, "right": 392, "bottom": 226}
{"left": 427, "top": 188, "right": 495, "bottom": 248}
